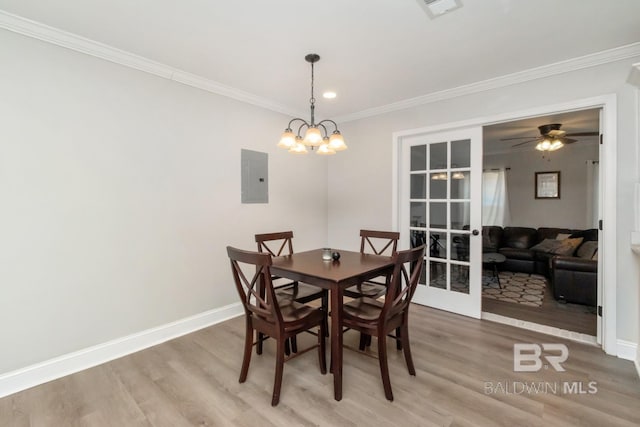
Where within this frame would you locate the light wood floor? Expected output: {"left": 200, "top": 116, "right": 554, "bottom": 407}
{"left": 1, "top": 305, "right": 638, "bottom": 426}
{"left": 482, "top": 277, "right": 597, "bottom": 336}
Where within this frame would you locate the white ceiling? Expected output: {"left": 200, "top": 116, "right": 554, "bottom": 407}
{"left": 1, "top": 0, "right": 639, "bottom": 121}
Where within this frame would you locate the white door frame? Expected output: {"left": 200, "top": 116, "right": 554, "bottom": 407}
{"left": 391, "top": 94, "right": 617, "bottom": 355}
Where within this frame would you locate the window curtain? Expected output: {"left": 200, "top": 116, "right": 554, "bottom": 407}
{"left": 482, "top": 169, "right": 511, "bottom": 226}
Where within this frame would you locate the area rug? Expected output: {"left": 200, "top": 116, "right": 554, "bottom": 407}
{"left": 482, "top": 271, "right": 546, "bottom": 307}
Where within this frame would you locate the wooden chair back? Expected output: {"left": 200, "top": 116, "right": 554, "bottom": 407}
{"left": 255, "top": 231, "right": 294, "bottom": 257}
{"left": 227, "top": 246, "right": 283, "bottom": 326}
{"left": 382, "top": 245, "right": 426, "bottom": 320}
{"left": 360, "top": 229, "right": 400, "bottom": 256}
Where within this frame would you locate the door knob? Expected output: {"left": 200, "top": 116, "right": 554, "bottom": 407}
{"left": 472, "top": 229, "right": 480, "bottom": 236}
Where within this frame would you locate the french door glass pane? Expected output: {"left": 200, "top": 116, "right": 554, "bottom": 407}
{"left": 410, "top": 229, "right": 427, "bottom": 248}
{"left": 429, "top": 261, "right": 446, "bottom": 288}
{"left": 451, "top": 139, "right": 471, "bottom": 168}
{"left": 429, "top": 232, "right": 446, "bottom": 259}
{"left": 410, "top": 202, "right": 426, "bottom": 227}
{"left": 411, "top": 145, "right": 426, "bottom": 171}
{"left": 450, "top": 233, "right": 469, "bottom": 262}
{"left": 450, "top": 202, "right": 469, "bottom": 230}
{"left": 450, "top": 171, "right": 470, "bottom": 199}
{"left": 451, "top": 265, "right": 470, "bottom": 294}
{"left": 411, "top": 174, "right": 426, "bottom": 199}
{"left": 430, "top": 142, "right": 447, "bottom": 170}
{"left": 429, "top": 173, "right": 447, "bottom": 199}
{"left": 429, "top": 202, "right": 447, "bottom": 228}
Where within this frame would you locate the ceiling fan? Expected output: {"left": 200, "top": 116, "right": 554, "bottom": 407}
{"left": 501, "top": 123, "right": 599, "bottom": 151}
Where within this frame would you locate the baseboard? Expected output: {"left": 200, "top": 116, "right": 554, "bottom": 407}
{"left": 616, "top": 339, "right": 638, "bottom": 362}
{"left": 0, "top": 302, "right": 243, "bottom": 399}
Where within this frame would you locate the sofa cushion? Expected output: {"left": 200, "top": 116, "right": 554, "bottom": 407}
{"left": 531, "top": 237, "right": 583, "bottom": 256}
{"left": 482, "top": 226, "right": 503, "bottom": 252}
{"left": 576, "top": 240, "right": 598, "bottom": 259}
{"left": 502, "top": 227, "right": 537, "bottom": 249}
{"left": 498, "top": 247, "right": 534, "bottom": 261}
{"left": 570, "top": 228, "right": 598, "bottom": 242}
{"left": 536, "top": 227, "right": 574, "bottom": 244}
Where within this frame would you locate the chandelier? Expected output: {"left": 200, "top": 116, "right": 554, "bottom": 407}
{"left": 277, "top": 54, "right": 347, "bottom": 155}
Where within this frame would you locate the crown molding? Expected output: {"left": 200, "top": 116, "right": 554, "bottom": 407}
{"left": 1, "top": 10, "right": 638, "bottom": 122}
{"left": 337, "top": 42, "right": 640, "bottom": 123}
{"left": 0, "top": 10, "right": 301, "bottom": 117}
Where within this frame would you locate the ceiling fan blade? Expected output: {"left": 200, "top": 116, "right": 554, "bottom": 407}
{"left": 565, "top": 131, "right": 599, "bottom": 137}
{"left": 562, "top": 138, "right": 578, "bottom": 144}
{"left": 500, "top": 136, "right": 539, "bottom": 141}
{"left": 511, "top": 139, "right": 537, "bottom": 148}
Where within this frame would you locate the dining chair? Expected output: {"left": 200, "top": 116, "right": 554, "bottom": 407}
{"left": 341, "top": 244, "right": 425, "bottom": 401}
{"left": 227, "top": 246, "right": 326, "bottom": 406}
{"left": 255, "top": 231, "right": 328, "bottom": 353}
{"left": 343, "top": 229, "right": 400, "bottom": 300}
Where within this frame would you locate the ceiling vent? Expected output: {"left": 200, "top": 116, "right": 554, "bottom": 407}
{"left": 416, "top": 0, "right": 462, "bottom": 18}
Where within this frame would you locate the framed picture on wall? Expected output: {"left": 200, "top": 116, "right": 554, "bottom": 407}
{"left": 535, "top": 171, "right": 560, "bottom": 199}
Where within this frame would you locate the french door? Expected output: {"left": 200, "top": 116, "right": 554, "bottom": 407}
{"left": 399, "top": 127, "right": 482, "bottom": 318}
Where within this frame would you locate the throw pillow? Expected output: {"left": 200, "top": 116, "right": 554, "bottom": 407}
{"left": 551, "top": 237, "right": 584, "bottom": 256}
{"left": 530, "top": 238, "right": 560, "bottom": 253}
{"left": 556, "top": 233, "right": 572, "bottom": 240}
{"left": 576, "top": 241, "right": 598, "bottom": 259}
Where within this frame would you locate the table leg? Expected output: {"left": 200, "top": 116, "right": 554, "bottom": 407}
{"left": 330, "top": 286, "right": 343, "bottom": 401}
{"left": 493, "top": 263, "right": 502, "bottom": 289}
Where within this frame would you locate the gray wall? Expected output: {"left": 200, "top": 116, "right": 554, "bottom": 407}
{"left": 0, "top": 29, "right": 329, "bottom": 374}
{"left": 484, "top": 142, "right": 599, "bottom": 229}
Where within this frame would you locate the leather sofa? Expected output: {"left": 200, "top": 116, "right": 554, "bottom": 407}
{"left": 482, "top": 226, "right": 598, "bottom": 306}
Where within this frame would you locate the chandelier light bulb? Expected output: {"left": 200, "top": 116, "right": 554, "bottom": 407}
{"left": 329, "top": 131, "right": 347, "bottom": 151}
{"left": 289, "top": 137, "right": 308, "bottom": 154}
{"left": 277, "top": 128, "right": 296, "bottom": 148}
{"left": 317, "top": 139, "right": 336, "bottom": 155}
{"left": 304, "top": 126, "right": 323, "bottom": 146}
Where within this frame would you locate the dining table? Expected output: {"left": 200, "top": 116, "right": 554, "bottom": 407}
{"left": 270, "top": 248, "right": 395, "bottom": 401}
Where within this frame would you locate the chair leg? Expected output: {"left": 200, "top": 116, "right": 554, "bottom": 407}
{"left": 240, "top": 322, "right": 253, "bottom": 383}
{"left": 396, "top": 327, "right": 402, "bottom": 350}
{"left": 318, "top": 324, "right": 327, "bottom": 374}
{"left": 284, "top": 339, "right": 291, "bottom": 356}
{"left": 358, "top": 333, "right": 367, "bottom": 351}
{"left": 291, "top": 336, "right": 298, "bottom": 353}
{"left": 401, "top": 323, "right": 416, "bottom": 376}
{"left": 257, "top": 331, "right": 264, "bottom": 355}
{"left": 272, "top": 338, "right": 286, "bottom": 406}
{"left": 377, "top": 333, "right": 393, "bottom": 401}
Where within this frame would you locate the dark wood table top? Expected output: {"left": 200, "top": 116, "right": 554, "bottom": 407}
{"left": 271, "top": 249, "right": 394, "bottom": 289}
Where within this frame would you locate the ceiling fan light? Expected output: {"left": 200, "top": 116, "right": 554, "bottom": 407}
{"left": 277, "top": 128, "right": 296, "bottom": 149}
{"left": 549, "top": 139, "right": 564, "bottom": 151}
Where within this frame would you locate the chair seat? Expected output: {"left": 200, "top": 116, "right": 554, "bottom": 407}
{"left": 280, "top": 301, "right": 322, "bottom": 324}
{"left": 344, "top": 297, "right": 384, "bottom": 321}
{"left": 344, "top": 281, "right": 386, "bottom": 299}
{"left": 276, "top": 282, "right": 324, "bottom": 302}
